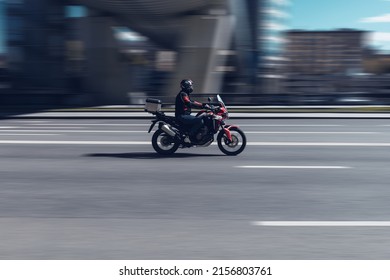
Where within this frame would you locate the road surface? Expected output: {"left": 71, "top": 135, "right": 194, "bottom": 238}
{"left": 0, "top": 117, "right": 389, "bottom": 259}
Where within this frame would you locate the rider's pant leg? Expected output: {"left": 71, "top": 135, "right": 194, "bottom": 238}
{"left": 178, "top": 115, "right": 203, "bottom": 136}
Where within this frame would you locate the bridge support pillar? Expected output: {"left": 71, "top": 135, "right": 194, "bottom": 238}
{"left": 167, "top": 14, "right": 235, "bottom": 96}
{"left": 82, "top": 17, "right": 131, "bottom": 104}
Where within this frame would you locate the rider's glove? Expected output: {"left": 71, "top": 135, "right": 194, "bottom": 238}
{"left": 202, "top": 103, "right": 211, "bottom": 110}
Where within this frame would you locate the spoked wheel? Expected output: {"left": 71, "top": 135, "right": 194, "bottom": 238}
{"left": 217, "top": 127, "right": 246, "bottom": 156}
{"left": 152, "top": 129, "right": 180, "bottom": 155}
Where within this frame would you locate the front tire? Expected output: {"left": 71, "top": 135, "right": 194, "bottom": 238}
{"left": 217, "top": 127, "right": 246, "bottom": 156}
{"left": 152, "top": 129, "right": 180, "bottom": 155}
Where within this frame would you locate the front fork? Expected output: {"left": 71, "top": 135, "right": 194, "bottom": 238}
{"left": 221, "top": 125, "right": 239, "bottom": 142}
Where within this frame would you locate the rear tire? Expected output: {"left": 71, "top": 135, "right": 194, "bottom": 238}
{"left": 152, "top": 129, "right": 180, "bottom": 155}
{"left": 217, "top": 127, "right": 246, "bottom": 156}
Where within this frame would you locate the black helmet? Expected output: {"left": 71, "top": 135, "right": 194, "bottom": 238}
{"left": 180, "top": 79, "right": 193, "bottom": 93}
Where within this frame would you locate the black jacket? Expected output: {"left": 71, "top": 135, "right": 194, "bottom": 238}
{"left": 175, "top": 91, "right": 203, "bottom": 117}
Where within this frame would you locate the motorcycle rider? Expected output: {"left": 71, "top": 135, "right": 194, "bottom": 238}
{"left": 175, "top": 79, "right": 210, "bottom": 142}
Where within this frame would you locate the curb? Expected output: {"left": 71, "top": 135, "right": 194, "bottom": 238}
{"left": 2, "top": 106, "right": 390, "bottom": 119}
{"left": 3, "top": 112, "right": 390, "bottom": 120}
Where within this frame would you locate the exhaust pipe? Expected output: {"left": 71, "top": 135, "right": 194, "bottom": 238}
{"left": 160, "top": 123, "right": 176, "bottom": 137}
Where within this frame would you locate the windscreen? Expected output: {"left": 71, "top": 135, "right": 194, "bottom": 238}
{"left": 217, "top": 94, "right": 226, "bottom": 107}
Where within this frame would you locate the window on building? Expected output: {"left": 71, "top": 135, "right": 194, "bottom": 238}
{"left": 65, "top": 6, "right": 87, "bottom": 18}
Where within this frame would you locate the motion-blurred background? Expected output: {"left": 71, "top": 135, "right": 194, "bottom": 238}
{"left": 0, "top": 0, "right": 389, "bottom": 108}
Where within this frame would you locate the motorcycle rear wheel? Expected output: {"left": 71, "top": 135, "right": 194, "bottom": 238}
{"left": 152, "top": 129, "right": 180, "bottom": 155}
{"left": 217, "top": 127, "right": 246, "bottom": 156}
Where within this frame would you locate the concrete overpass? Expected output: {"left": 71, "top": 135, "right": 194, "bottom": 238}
{"left": 70, "top": 0, "right": 238, "bottom": 104}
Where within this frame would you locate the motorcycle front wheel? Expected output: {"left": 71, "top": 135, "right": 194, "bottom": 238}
{"left": 152, "top": 129, "right": 180, "bottom": 155}
{"left": 217, "top": 127, "right": 246, "bottom": 156}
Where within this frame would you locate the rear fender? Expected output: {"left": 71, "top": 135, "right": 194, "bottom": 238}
{"left": 148, "top": 120, "right": 158, "bottom": 133}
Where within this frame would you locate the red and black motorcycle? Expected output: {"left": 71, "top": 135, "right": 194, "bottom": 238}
{"left": 145, "top": 95, "right": 246, "bottom": 156}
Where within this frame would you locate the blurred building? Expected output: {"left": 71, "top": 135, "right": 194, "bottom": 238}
{"left": 0, "top": 54, "right": 5, "bottom": 68}
{"left": 3, "top": 0, "right": 290, "bottom": 106}
{"left": 363, "top": 51, "right": 390, "bottom": 74}
{"left": 0, "top": 54, "right": 9, "bottom": 91}
{"left": 6, "top": 0, "right": 66, "bottom": 91}
{"left": 362, "top": 51, "right": 390, "bottom": 102}
{"left": 257, "top": 0, "right": 289, "bottom": 95}
{"left": 283, "top": 29, "right": 370, "bottom": 103}
{"left": 285, "top": 29, "right": 366, "bottom": 75}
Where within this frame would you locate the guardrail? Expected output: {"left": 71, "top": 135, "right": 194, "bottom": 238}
{"left": 129, "top": 92, "right": 390, "bottom": 106}
{"left": 1, "top": 90, "right": 389, "bottom": 108}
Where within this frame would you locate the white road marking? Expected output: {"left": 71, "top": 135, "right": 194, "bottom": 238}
{"left": 236, "top": 166, "right": 351, "bottom": 169}
{"left": 0, "top": 129, "right": 378, "bottom": 135}
{"left": 10, "top": 123, "right": 390, "bottom": 127}
{"left": 28, "top": 123, "right": 148, "bottom": 126}
{"left": 246, "top": 131, "right": 377, "bottom": 134}
{"left": 0, "top": 134, "right": 61, "bottom": 136}
{"left": 247, "top": 142, "right": 390, "bottom": 146}
{"left": 253, "top": 221, "right": 390, "bottom": 227}
{"left": 11, "top": 120, "right": 49, "bottom": 123}
{"left": 239, "top": 124, "right": 344, "bottom": 127}
{"left": 0, "top": 140, "right": 389, "bottom": 146}
{"left": 0, "top": 140, "right": 150, "bottom": 145}
{"left": 27, "top": 123, "right": 350, "bottom": 127}
{"left": 17, "top": 127, "right": 86, "bottom": 129}
{"left": 0, "top": 130, "right": 145, "bottom": 133}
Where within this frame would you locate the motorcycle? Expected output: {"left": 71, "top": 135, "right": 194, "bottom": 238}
{"left": 144, "top": 94, "right": 246, "bottom": 156}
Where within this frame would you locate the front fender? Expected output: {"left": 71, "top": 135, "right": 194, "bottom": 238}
{"left": 224, "top": 125, "right": 239, "bottom": 130}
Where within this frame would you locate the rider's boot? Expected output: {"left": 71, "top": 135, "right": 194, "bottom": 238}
{"left": 184, "top": 136, "right": 191, "bottom": 143}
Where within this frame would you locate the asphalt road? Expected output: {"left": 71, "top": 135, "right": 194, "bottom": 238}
{"left": 0, "top": 117, "right": 390, "bottom": 259}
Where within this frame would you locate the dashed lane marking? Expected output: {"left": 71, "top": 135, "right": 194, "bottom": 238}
{"left": 236, "top": 166, "right": 351, "bottom": 169}
{"left": 252, "top": 221, "right": 390, "bottom": 227}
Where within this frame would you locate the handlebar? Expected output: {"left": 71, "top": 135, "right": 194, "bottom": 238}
{"left": 204, "top": 104, "right": 220, "bottom": 112}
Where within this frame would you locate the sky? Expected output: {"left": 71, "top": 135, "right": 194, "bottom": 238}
{"left": 288, "top": 0, "right": 390, "bottom": 52}
{"left": 0, "top": 0, "right": 390, "bottom": 53}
